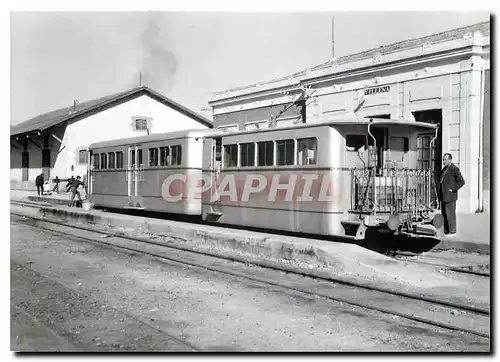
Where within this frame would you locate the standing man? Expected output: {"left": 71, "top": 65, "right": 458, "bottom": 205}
{"left": 35, "top": 173, "right": 44, "bottom": 196}
{"left": 52, "top": 176, "right": 60, "bottom": 194}
{"left": 66, "top": 176, "right": 75, "bottom": 192}
{"left": 439, "top": 153, "right": 465, "bottom": 237}
{"left": 68, "top": 176, "right": 85, "bottom": 207}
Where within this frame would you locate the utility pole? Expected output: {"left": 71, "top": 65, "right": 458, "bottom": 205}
{"left": 331, "top": 16, "right": 335, "bottom": 58}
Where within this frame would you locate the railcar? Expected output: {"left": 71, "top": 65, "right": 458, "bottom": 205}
{"left": 201, "top": 118, "right": 442, "bottom": 238}
{"left": 88, "top": 129, "right": 212, "bottom": 215}
{"left": 87, "top": 118, "right": 443, "bottom": 240}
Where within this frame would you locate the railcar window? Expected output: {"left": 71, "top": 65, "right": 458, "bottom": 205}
{"left": 160, "top": 147, "right": 170, "bottom": 166}
{"left": 116, "top": 152, "right": 123, "bottom": 168}
{"left": 149, "top": 148, "right": 159, "bottom": 167}
{"left": 223, "top": 144, "right": 238, "bottom": 168}
{"left": 93, "top": 154, "right": 100, "bottom": 170}
{"left": 138, "top": 149, "right": 143, "bottom": 166}
{"left": 417, "top": 135, "right": 431, "bottom": 170}
{"left": 346, "top": 135, "right": 366, "bottom": 152}
{"left": 108, "top": 152, "right": 115, "bottom": 169}
{"left": 277, "top": 139, "right": 294, "bottom": 166}
{"left": 240, "top": 143, "right": 255, "bottom": 167}
{"left": 171, "top": 145, "right": 182, "bottom": 166}
{"left": 100, "top": 153, "right": 107, "bottom": 169}
{"left": 130, "top": 150, "right": 135, "bottom": 167}
{"left": 297, "top": 138, "right": 318, "bottom": 165}
{"left": 257, "top": 141, "right": 274, "bottom": 166}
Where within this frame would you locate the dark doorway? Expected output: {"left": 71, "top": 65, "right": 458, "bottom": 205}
{"left": 367, "top": 114, "right": 391, "bottom": 120}
{"left": 22, "top": 152, "right": 29, "bottom": 181}
{"left": 412, "top": 109, "right": 443, "bottom": 178}
{"left": 42, "top": 149, "right": 51, "bottom": 180}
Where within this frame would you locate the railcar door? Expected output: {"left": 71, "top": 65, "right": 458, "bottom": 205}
{"left": 88, "top": 150, "right": 93, "bottom": 195}
{"left": 127, "top": 147, "right": 134, "bottom": 207}
{"left": 203, "top": 137, "right": 223, "bottom": 218}
{"left": 127, "top": 145, "right": 144, "bottom": 208}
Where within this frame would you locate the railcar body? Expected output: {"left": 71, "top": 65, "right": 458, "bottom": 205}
{"left": 88, "top": 129, "right": 212, "bottom": 215}
{"left": 87, "top": 118, "right": 442, "bottom": 239}
{"left": 201, "top": 119, "right": 441, "bottom": 238}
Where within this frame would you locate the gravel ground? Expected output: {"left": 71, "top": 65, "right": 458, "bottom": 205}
{"left": 10, "top": 217, "right": 490, "bottom": 352}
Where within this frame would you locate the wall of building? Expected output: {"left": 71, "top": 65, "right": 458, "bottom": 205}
{"left": 11, "top": 95, "right": 209, "bottom": 187}
{"left": 483, "top": 69, "right": 490, "bottom": 193}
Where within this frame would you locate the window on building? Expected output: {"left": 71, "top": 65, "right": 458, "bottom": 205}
{"left": 346, "top": 135, "right": 366, "bottom": 152}
{"left": 149, "top": 148, "right": 159, "bottom": 167}
{"left": 240, "top": 143, "right": 255, "bottom": 167}
{"left": 108, "top": 152, "right": 115, "bottom": 169}
{"left": 78, "top": 149, "right": 87, "bottom": 164}
{"left": 297, "top": 138, "right": 318, "bottom": 165}
{"left": 171, "top": 145, "right": 182, "bottom": 166}
{"left": 116, "top": 151, "right": 123, "bottom": 168}
{"left": 160, "top": 146, "right": 170, "bottom": 166}
{"left": 257, "top": 141, "right": 274, "bottom": 166}
{"left": 134, "top": 118, "right": 148, "bottom": 131}
{"left": 93, "top": 154, "right": 100, "bottom": 169}
{"left": 100, "top": 153, "right": 107, "bottom": 169}
{"left": 276, "top": 139, "right": 295, "bottom": 166}
{"left": 223, "top": 144, "right": 238, "bottom": 168}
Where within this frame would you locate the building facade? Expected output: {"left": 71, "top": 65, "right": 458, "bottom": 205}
{"left": 209, "top": 22, "right": 490, "bottom": 215}
{"left": 11, "top": 86, "right": 212, "bottom": 189}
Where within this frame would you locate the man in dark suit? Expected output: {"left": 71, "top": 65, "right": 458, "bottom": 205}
{"left": 439, "top": 153, "right": 465, "bottom": 236}
{"left": 35, "top": 173, "right": 44, "bottom": 196}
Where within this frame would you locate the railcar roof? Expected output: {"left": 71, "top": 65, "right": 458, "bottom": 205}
{"left": 208, "top": 119, "right": 438, "bottom": 138}
{"left": 89, "top": 128, "right": 214, "bottom": 149}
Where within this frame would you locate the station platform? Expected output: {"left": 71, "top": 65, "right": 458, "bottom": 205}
{"left": 10, "top": 189, "right": 490, "bottom": 255}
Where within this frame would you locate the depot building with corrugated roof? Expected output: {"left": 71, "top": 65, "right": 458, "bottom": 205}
{"left": 10, "top": 86, "right": 212, "bottom": 189}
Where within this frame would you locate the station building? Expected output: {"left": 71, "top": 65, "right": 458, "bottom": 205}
{"left": 208, "top": 21, "right": 490, "bottom": 215}
{"left": 10, "top": 86, "right": 212, "bottom": 190}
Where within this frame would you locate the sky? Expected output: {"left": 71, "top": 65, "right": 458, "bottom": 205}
{"left": 10, "top": 10, "right": 491, "bottom": 125}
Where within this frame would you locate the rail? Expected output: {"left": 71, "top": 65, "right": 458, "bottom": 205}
{"left": 350, "top": 168, "right": 438, "bottom": 218}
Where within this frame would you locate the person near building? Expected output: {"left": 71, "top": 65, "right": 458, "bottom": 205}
{"left": 66, "top": 176, "right": 75, "bottom": 192}
{"left": 52, "top": 176, "right": 61, "bottom": 194}
{"left": 35, "top": 173, "right": 44, "bottom": 196}
{"left": 68, "top": 176, "right": 85, "bottom": 207}
{"left": 438, "top": 153, "right": 465, "bottom": 237}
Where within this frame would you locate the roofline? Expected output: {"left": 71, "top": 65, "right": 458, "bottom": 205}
{"left": 88, "top": 118, "right": 436, "bottom": 148}
{"left": 207, "top": 119, "right": 437, "bottom": 138}
{"left": 88, "top": 128, "right": 214, "bottom": 150}
{"left": 11, "top": 86, "right": 213, "bottom": 138}
{"left": 210, "top": 20, "right": 490, "bottom": 103}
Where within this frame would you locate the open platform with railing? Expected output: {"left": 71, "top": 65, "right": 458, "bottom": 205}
{"left": 350, "top": 167, "right": 439, "bottom": 219}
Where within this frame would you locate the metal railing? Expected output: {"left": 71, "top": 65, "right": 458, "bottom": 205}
{"left": 350, "top": 168, "right": 438, "bottom": 218}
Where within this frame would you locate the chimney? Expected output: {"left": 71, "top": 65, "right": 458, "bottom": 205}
{"left": 73, "top": 100, "right": 78, "bottom": 112}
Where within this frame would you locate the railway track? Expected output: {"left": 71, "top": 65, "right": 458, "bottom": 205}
{"left": 391, "top": 251, "right": 490, "bottom": 277}
{"left": 11, "top": 199, "right": 489, "bottom": 278}
{"left": 11, "top": 208, "right": 490, "bottom": 339}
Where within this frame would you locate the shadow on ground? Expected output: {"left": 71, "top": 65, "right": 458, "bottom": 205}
{"left": 359, "top": 227, "right": 441, "bottom": 255}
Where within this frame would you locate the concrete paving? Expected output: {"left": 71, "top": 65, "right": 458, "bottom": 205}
{"left": 11, "top": 220, "right": 489, "bottom": 352}
{"left": 9, "top": 190, "right": 491, "bottom": 308}
{"left": 11, "top": 189, "right": 491, "bottom": 255}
